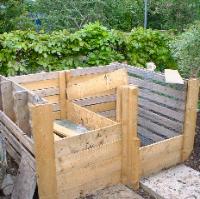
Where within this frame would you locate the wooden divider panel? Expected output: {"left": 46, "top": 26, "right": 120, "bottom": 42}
{"left": 140, "top": 135, "right": 183, "bottom": 176}
{"left": 115, "top": 63, "right": 188, "bottom": 145}
{"left": 67, "top": 102, "right": 116, "bottom": 130}
{"left": 55, "top": 123, "right": 121, "bottom": 199}
{"left": 67, "top": 68, "right": 128, "bottom": 100}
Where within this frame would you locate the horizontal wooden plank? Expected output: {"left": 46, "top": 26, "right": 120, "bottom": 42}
{"left": 98, "top": 110, "right": 116, "bottom": 118}
{"left": 67, "top": 102, "right": 116, "bottom": 130}
{"left": 57, "top": 155, "right": 121, "bottom": 191}
{"left": 74, "top": 94, "right": 116, "bottom": 106}
{"left": 139, "top": 98, "right": 184, "bottom": 122}
{"left": 44, "top": 95, "right": 59, "bottom": 104}
{"left": 138, "top": 116, "right": 179, "bottom": 138}
{"left": 21, "top": 79, "right": 59, "bottom": 91}
{"left": 138, "top": 126, "right": 165, "bottom": 142}
{"left": 9, "top": 71, "right": 59, "bottom": 84}
{"left": 56, "top": 140, "right": 121, "bottom": 174}
{"left": 0, "top": 111, "right": 34, "bottom": 154}
{"left": 70, "top": 63, "right": 124, "bottom": 77}
{"left": 57, "top": 170, "right": 120, "bottom": 199}
{"left": 85, "top": 102, "right": 116, "bottom": 112}
{"left": 33, "top": 87, "right": 59, "bottom": 97}
{"left": 55, "top": 123, "right": 121, "bottom": 159}
{"left": 127, "top": 64, "right": 187, "bottom": 88}
{"left": 129, "top": 76, "right": 186, "bottom": 100}
{"left": 67, "top": 68, "right": 128, "bottom": 100}
{"left": 139, "top": 89, "right": 185, "bottom": 111}
{"left": 139, "top": 108, "right": 183, "bottom": 132}
{"left": 140, "top": 135, "right": 183, "bottom": 176}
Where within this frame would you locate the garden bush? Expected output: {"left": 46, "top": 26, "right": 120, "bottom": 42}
{"left": 126, "top": 27, "right": 177, "bottom": 71}
{"left": 0, "top": 23, "right": 176, "bottom": 76}
{"left": 171, "top": 21, "right": 200, "bottom": 78}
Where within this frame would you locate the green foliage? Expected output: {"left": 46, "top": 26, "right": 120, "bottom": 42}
{"left": 171, "top": 22, "right": 200, "bottom": 78}
{"left": 0, "top": 0, "right": 33, "bottom": 34}
{"left": 126, "top": 28, "right": 177, "bottom": 71}
{"left": 0, "top": 23, "right": 124, "bottom": 76}
{"left": 148, "top": 0, "right": 200, "bottom": 31}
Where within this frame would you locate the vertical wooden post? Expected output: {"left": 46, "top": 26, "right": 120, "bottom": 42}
{"left": 0, "top": 76, "right": 2, "bottom": 110}
{"left": 14, "top": 91, "right": 31, "bottom": 136}
{"left": 120, "top": 85, "right": 140, "bottom": 190}
{"left": 31, "top": 104, "right": 58, "bottom": 199}
{"left": 182, "top": 78, "right": 199, "bottom": 161}
{"left": 0, "top": 80, "right": 15, "bottom": 121}
{"left": 59, "top": 71, "right": 67, "bottom": 119}
{"left": 65, "top": 71, "right": 71, "bottom": 119}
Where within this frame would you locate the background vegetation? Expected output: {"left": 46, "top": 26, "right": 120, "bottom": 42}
{"left": 0, "top": 0, "right": 200, "bottom": 79}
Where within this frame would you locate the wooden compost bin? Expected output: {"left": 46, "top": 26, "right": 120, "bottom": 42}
{"left": 0, "top": 63, "right": 199, "bottom": 199}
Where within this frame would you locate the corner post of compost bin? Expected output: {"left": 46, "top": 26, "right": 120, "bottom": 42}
{"left": 13, "top": 90, "right": 31, "bottom": 136}
{"left": 0, "top": 79, "right": 15, "bottom": 121}
{"left": 30, "top": 103, "right": 58, "bottom": 199}
{"left": 0, "top": 76, "right": 3, "bottom": 110}
{"left": 59, "top": 71, "right": 67, "bottom": 119}
{"left": 120, "top": 85, "right": 140, "bottom": 190}
{"left": 182, "top": 78, "right": 200, "bottom": 161}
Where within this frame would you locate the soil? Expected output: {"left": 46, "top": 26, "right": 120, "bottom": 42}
{"left": 185, "top": 111, "right": 200, "bottom": 171}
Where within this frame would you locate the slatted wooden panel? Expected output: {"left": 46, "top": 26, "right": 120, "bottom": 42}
{"left": 69, "top": 64, "right": 125, "bottom": 120}
{"left": 124, "top": 63, "right": 187, "bottom": 144}
{"left": 10, "top": 71, "right": 61, "bottom": 120}
{"left": 55, "top": 123, "right": 122, "bottom": 199}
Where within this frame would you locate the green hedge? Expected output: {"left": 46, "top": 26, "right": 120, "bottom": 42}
{"left": 0, "top": 23, "right": 176, "bottom": 76}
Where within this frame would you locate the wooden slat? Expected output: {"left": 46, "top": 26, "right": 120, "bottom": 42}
{"left": 9, "top": 71, "right": 58, "bottom": 84}
{"left": 33, "top": 87, "right": 59, "bottom": 97}
{"left": 21, "top": 79, "right": 59, "bottom": 91}
{"left": 44, "top": 95, "right": 59, "bottom": 104}
{"left": 55, "top": 123, "right": 121, "bottom": 159}
{"left": 98, "top": 110, "right": 116, "bottom": 118}
{"left": 59, "top": 72, "right": 67, "bottom": 119}
{"left": 13, "top": 91, "right": 31, "bottom": 136}
{"left": 57, "top": 150, "right": 121, "bottom": 192}
{"left": 139, "top": 108, "right": 183, "bottom": 132}
{"left": 67, "top": 68, "right": 128, "bottom": 100}
{"left": 129, "top": 76, "right": 186, "bottom": 100}
{"left": 30, "top": 104, "right": 58, "bottom": 199}
{"left": 67, "top": 102, "right": 116, "bottom": 130}
{"left": 182, "top": 79, "right": 199, "bottom": 161}
{"left": 140, "top": 135, "right": 183, "bottom": 176}
{"left": 1, "top": 80, "right": 15, "bottom": 121}
{"left": 139, "top": 89, "right": 185, "bottom": 111}
{"left": 138, "top": 126, "right": 164, "bottom": 142}
{"left": 0, "top": 111, "right": 34, "bottom": 154}
{"left": 70, "top": 63, "right": 124, "bottom": 77}
{"left": 74, "top": 94, "right": 116, "bottom": 106}
{"left": 138, "top": 115, "right": 179, "bottom": 138}
{"left": 139, "top": 98, "right": 184, "bottom": 122}
{"left": 58, "top": 171, "right": 120, "bottom": 199}
{"left": 85, "top": 101, "right": 116, "bottom": 112}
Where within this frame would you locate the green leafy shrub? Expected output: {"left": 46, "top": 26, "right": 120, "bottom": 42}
{"left": 171, "top": 21, "right": 200, "bottom": 78}
{"left": 0, "top": 23, "right": 176, "bottom": 76}
{"left": 0, "top": 23, "right": 124, "bottom": 76}
{"left": 126, "top": 27, "right": 177, "bottom": 71}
